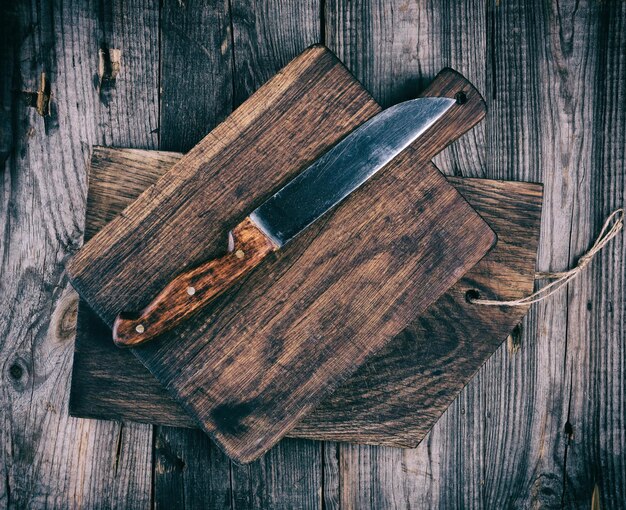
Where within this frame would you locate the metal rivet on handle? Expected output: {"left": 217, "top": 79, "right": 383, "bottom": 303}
{"left": 135, "top": 324, "right": 145, "bottom": 334}
{"left": 187, "top": 286, "right": 196, "bottom": 296}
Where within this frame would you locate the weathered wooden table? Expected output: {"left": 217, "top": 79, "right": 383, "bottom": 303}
{"left": 1, "top": 0, "right": 624, "bottom": 508}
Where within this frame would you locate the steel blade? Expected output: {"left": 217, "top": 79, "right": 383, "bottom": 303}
{"left": 249, "top": 97, "right": 455, "bottom": 247}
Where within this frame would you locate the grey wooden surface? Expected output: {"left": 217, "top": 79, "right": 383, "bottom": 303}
{"left": 0, "top": 0, "right": 624, "bottom": 508}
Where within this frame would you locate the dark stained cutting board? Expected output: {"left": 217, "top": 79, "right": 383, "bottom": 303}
{"left": 70, "top": 148, "right": 543, "bottom": 449}
{"left": 66, "top": 46, "right": 496, "bottom": 462}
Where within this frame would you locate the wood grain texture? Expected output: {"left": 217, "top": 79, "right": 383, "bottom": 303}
{"left": 141, "top": 145, "right": 494, "bottom": 463}
{"left": 323, "top": 1, "right": 503, "bottom": 507}
{"left": 5, "top": 0, "right": 624, "bottom": 506}
{"left": 154, "top": 2, "right": 237, "bottom": 507}
{"left": 0, "top": 1, "right": 156, "bottom": 508}
{"left": 324, "top": 1, "right": 501, "bottom": 507}
{"left": 230, "top": 0, "right": 321, "bottom": 107}
{"left": 292, "top": 176, "right": 542, "bottom": 445}
{"left": 325, "top": 0, "right": 487, "bottom": 177}
{"left": 225, "top": 3, "right": 326, "bottom": 505}
{"left": 153, "top": 426, "right": 231, "bottom": 509}
{"left": 325, "top": 0, "right": 626, "bottom": 509}
{"left": 66, "top": 46, "right": 379, "bottom": 324}
{"left": 67, "top": 49, "right": 495, "bottom": 462}
{"left": 230, "top": 438, "right": 323, "bottom": 509}
{"left": 67, "top": 0, "right": 328, "bottom": 497}
{"left": 71, "top": 147, "right": 542, "bottom": 450}
{"left": 476, "top": 1, "right": 626, "bottom": 508}
{"left": 576, "top": 4, "right": 626, "bottom": 506}
{"left": 160, "top": 0, "right": 232, "bottom": 152}
{"left": 113, "top": 217, "right": 277, "bottom": 347}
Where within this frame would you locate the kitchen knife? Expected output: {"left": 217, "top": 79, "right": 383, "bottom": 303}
{"left": 112, "top": 96, "right": 455, "bottom": 347}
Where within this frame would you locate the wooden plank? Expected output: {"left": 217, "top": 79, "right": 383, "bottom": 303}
{"left": 88, "top": 0, "right": 160, "bottom": 501}
{"left": 576, "top": 3, "right": 626, "bottom": 505}
{"left": 153, "top": 427, "right": 232, "bottom": 509}
{"left": 227, "top": 2, "right": 324, "bottom": 505}
{"left": 70, "top": 147, "right": 542, "bottom": 448}
{"left": 230, "top": 439, "right": 322, "bottom": 508}
{"left": 472, "top": 1, "right": 626, "bottom": 507}
{"left": 160, "top": 0, "right": 232, "bottom": 152}
{"left": 152, "top": 2, "right": 325, "bottom": 506}
{"left": 324, "top": 1, "right": 492, "bottom": 507}
{"left": 468, "top": 1, "right": 563, "bottom": 506}
{"left": 0, "top": 0, "right": 157, "bottom": 508}
{"left": 153, "top": 1, "right": 235, "bottom": 507}
{"left": 550, "top": 1, "right": 626, "bottom": 507}
{"left": 66, "top": 48, "right": 495, "bottom": 462}
{"left": 96, "top": 0, "right": 160, "bottom": 150}
{"left": 230, "top": 0, "right": 321, "bottom": 106}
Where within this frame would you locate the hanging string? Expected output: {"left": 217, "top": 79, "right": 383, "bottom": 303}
{"left": 470, "top": 208, "right": 624, "bottom": 307}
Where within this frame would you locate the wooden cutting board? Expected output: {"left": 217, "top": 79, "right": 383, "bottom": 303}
{"left": 66, "top": 46, "right": 496, "bottom": 462}
{"left": 70, "top": 148, "right": 543, "bottom": 449}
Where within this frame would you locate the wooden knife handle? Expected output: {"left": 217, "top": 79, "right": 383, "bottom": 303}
{"left": 112, "top": 217, "right": 277, "bottom": 348}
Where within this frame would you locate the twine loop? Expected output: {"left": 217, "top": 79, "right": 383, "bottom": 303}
{"left": 470, "top": 208, "right": 623, "bottom": 307}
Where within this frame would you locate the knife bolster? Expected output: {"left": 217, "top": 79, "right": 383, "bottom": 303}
{"left": 112, "top": 217, "right": 277, "bottom": 348}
